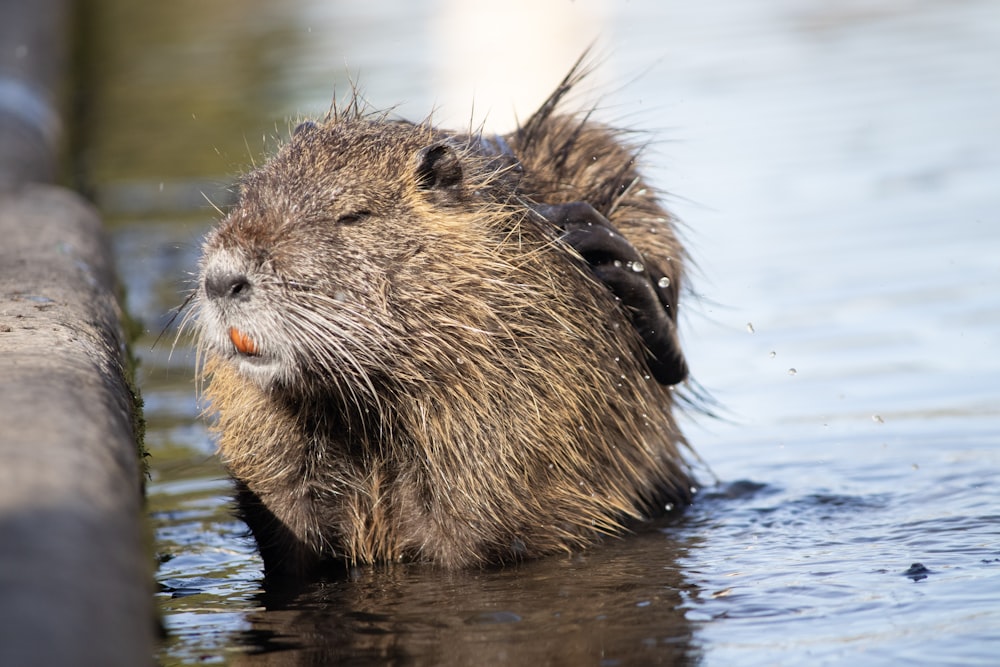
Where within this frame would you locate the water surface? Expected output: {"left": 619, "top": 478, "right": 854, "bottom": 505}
{"left": 86, "top": 1, "right": 1000, "bottom": 664}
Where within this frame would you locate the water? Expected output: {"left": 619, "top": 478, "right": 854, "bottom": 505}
{"left": 84, "top": 0, "right": 1000, "bottom": 664}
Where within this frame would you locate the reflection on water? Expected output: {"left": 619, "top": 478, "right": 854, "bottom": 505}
{"left": 89, "top": 0, "right": 1000, "bottom": 664}
{"left": 225, "top": 533, "right": 696, "bottom": 666}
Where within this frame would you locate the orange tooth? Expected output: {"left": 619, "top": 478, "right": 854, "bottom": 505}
{"left": 229, "top": 327, "right": 259, "bottom": 356}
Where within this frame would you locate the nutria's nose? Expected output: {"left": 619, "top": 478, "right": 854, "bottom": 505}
{"left": 204, "top": 270, "right": 252, "bottom": 301}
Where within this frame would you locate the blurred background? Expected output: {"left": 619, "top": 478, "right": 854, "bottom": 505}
{"left": 75, "top": 0, "right": 1000, "bottom": 664}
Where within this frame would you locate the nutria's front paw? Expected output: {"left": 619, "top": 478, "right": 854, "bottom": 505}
{"left": 533, "top": 201, "right": 688, "bottom": 386}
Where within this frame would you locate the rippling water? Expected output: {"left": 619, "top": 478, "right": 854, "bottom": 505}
{"left": 90, "top": 0, "right": 1000, "bottom": 664}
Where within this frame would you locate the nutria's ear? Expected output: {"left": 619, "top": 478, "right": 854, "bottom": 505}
{"left": 534, "top": 201, "right": 689, "bottom": 386}
{"left": 415, "top": 144, "right": 463, "bottom": 190}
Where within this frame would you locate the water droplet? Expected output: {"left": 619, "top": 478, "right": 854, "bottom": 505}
{"left": 629, "top": 260, "right": 644, "bottom": 273}
{"left": 614, "top": 356, "right": 620, "bottom": 362}
{"left": 787, "top": 368, "right": 797, "bottom": 376}
{"left": 657, "top": 276, "right": 671, "bottom": 289}
{"left": 664, "top": 503, "right": 674, "bottom": 512}
{"left": 872, "top": 414, "right": 884, "bottom": 424}
{"left": 746, "top": 322, "right": 755, "bottom": 334}
{"left": 613, "top": 260, "right": 623, "bottom": 268}
{"left": 768, "top": 350, "right": 776, "bottom": 359}
{"left": 456, "top": 357, "right": 465, "bottom": 365}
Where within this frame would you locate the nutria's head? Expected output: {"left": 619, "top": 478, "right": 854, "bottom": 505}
{"left": 195, "top": 117, "right": 610, "bottom": 410}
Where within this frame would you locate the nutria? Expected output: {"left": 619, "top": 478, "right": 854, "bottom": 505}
{"left": 192, "top": 66, "right": 696, "bottom": 578}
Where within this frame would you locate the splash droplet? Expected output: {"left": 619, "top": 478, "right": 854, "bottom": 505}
{"left": 787, "top": 368, "right": 797, "bottom": 376}
{"left": 872, "top": 414, "right": 884, "bottom": 424}
{"left": 769, "top": 351, "right": 776, "bottom": 359}
{"left": 746, "top": 322, "right": 755, "bottom": 334}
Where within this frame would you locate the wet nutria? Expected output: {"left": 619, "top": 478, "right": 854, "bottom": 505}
{"left": 193, "top": 66, "right": 696, "bottom": 578}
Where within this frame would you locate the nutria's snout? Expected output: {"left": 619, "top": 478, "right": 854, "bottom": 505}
{"left": 197, "top": 248, "right": 277, "bottom": 375}
{"left": 203, "top": 267, "right": 260, "bottom": 358}
{"left": 201, "top": 243, "right": 257, "bottom": 307}
{"left": 204, "top": 269, "right": 253, "bottom": 303}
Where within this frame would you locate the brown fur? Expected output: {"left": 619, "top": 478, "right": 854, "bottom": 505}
{"left": 192, "top": 71, "right": 695, "bottom": 578}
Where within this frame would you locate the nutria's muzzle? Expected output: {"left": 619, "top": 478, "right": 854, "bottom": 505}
{"left": 204, "top": 268, "right": 253, "bottom": 303}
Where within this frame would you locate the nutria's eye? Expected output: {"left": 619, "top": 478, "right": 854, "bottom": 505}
{"left": 336, "top": 211, "right": 370, "bottom": 225}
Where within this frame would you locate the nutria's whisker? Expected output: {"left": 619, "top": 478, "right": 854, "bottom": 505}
{"left": 157, "top": 289, "right": 195, "bottom": 353}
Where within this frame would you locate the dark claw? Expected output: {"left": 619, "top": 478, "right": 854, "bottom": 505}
{"left": 533, "top": 202, "right": 688, "bottom": 386}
